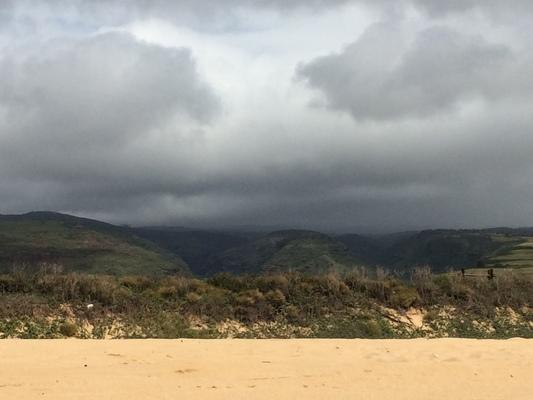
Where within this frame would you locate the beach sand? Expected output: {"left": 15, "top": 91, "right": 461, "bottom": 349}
{"left": 0, "top": 339, "right": 531, "bottom": 399}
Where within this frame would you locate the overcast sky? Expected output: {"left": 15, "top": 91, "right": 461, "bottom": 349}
{"left": 1, "top": 1, "right": 533, "bottom": 232}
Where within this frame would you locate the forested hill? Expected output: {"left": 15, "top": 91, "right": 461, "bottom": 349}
{"left": 2, "top": 212, "right": 533, "bottom": 276}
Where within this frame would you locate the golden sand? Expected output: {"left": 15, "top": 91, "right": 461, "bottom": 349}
{"left": 0, "top": 339, "right": 531, "bottom": 399}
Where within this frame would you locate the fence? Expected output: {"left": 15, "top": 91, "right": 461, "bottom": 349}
{"left": 461, "top": 268, "right": 495, "bottom": 280}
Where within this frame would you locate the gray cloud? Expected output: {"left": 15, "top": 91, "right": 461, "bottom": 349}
{"left": 2, "top": 0, "right": 356, "bottom": 33}
{"left": 0, "top": 31, "right": 219, "bottom": 202}
{"left": 412, "top": 0, "right": 533, "bottom": 17}
{"left": 4, "top": 1, "right": 533, "bottom": 27}
{"left": 0, "top": 31, "right": 218, "bottom": 146}
{"left": 297, "top": 25, "right": 516, "bottom": 120}
{"left": 1, "top": 1, "right": 533, "bottom": 232}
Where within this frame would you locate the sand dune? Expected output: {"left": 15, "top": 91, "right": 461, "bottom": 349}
{"left": 0, "top": 339, "right": 531, "bottom": 399}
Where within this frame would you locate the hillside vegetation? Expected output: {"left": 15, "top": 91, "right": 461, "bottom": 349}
{"left": 0, "top": 212, "right": 188, "bottom": 276}
{"left": 202, "top": 230, "right": 361, "bottom": 276}
{"left": 1, "top": 213, "right": 531, "bottom": 339}
{"left": 2, "top": 212, "right": 533, "bottom": 277}
{"left": 137, "top": 226, "right": 533, "bottom": 276}
{"left": 341, "top": 229, "right": 533, "bottom": 274}
{"left": 133, "top": 228, "right": 250, "bottom": 275}
{"left": 0, "top": 267, "right": 530, "bottom": 339}
{"left": 485, "top": 236, "right": 533, "bottom": 269}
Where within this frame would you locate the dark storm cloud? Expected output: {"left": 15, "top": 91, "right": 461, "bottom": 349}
{"left": 1, "top": 0, "right": 533, "bottom": 231}
{"left": 297, "top": 25, "right": 517, "bottom": 120}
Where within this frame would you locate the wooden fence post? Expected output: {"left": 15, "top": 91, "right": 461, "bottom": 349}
{"left": 487, "top": 269, "right": 495, "bottom": 280}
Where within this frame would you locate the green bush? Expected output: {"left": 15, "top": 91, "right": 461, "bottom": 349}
{"left": 390, "top": 286, "right": 420, "bottom": 309}
{"left": 59, "top": 321, "right": 78, "bottom": 337}
{"left": 360, "top": 319, "right": 383, "bottom": 338}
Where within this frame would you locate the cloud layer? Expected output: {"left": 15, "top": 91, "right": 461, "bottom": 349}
{"left": 1, "top": 1, "right": 533, "bottom": 232}
{"left": 297, "top": 25, "right": 515, "bottom": 120}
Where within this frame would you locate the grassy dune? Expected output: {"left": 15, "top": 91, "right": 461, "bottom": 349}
{"left": 0, "top": 268, "right": 531, "bottom": 339}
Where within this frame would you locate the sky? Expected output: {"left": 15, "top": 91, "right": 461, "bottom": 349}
{"left": 1, "top": 0, "right": 533, "bottom": 232}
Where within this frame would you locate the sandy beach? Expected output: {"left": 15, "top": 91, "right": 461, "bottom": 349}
{"left": 0, "top": 339, "right": 531, "bottom": 399}
{"left": 0, "top": 339, "right": 533, "bottom": 400}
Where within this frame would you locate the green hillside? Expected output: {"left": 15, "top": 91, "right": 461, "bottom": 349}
{"left": 133, "top": 228, "right": 251, "bottom": 276}
{"left": 377, "top": 230, "right": 533, "bottom": 273}
{"left": 203, "top": 230, "right": 361, "bottom": 276}
{"left": 336, "top": 234, "right": 389, "bottom": 265}
{"left": 485, "top": 236, "right": 533, "bottom": 269}
{"left": 134, "top": 226, "right": 533, "bottom": 276}
{"left": 0, "top": 212, "right": 189, "bottom": 276}
{"left": 384, "top": 230, "right": 502, "bottom": 272}
{"left": 3, "top": 212, "right": 533, "bottom": 277}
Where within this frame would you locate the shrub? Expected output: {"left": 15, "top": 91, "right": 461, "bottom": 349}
{"left": 235, "top": 289, "right": 264, "bottom": 306}
{"left": 186, "top": 292, "right": 202, "bottom": 303}
{"left": 316, "top": 273, "right": 349, "bottom": 296}
{"left": 157, "top": 286, "right": 178, "bottom": 299}
{"left": 208, "top": 273, "right": 248, "bottom": 292}
{"left": 59, "top": 321, "right": 78, "bottom": 337}
{"left": 390, "top": 286, "right": 420, "bottom": 309}
{"left": 344, "top": 268, "right": 369, "bottom": 292}
{"left": 411, "top": 267, "right": 436, "bottom": 303}
{"left": 265, "top": 289, "right": 286, "bottom": 306}
{"left": 360, "top": 319, "right": 383, "bottom": 338}
{"left": 423, "top": 309, "right": 440, "bottom": 324}
{"left": 255, "top": 274, "right": 290, "bottom": 295}
{"left": 161, "top": 276, "right": 199, "bottom": 297}
{"left": 119, "top": 276, "right": 153, "bottom": 292}
{"left": 434, "top": 274, "right": 474, "bottom": 303}
{"left": 0, "top": 275, "right": 17, "bottom": 293}
{"left": 284, "top": 305, "right": 303, "bottom": 324}
{"left": 188, "top": 279, "right": 209, "bottom": 295}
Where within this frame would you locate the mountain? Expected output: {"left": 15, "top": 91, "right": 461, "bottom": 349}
{"left": 0, "top": 212, "right": 189, "bottom": 275}
{"left": 377, "top": 229, "right": 533, "bottom": 273}
{"left": 2, "top": 211, "right": 533, "bottom": 277}
{"left": 132, "top": 228, "right": 253, "bottom": 276}
{"left": 200, "top": 230, "right": 362, "bottom": 276}
{"left": 336, "top": 234, "right": 388, "bottom": 266}
{"left": 135, "top": 228, "right": 359, "bottom": 276}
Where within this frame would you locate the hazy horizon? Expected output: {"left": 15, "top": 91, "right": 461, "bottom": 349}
{"left": 4, "top": 209, "right": 533, "bottom": 236}
{"left": 2, "top": 1, "right": 533, "bottom": 231}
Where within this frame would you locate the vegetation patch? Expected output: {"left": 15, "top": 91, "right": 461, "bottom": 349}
{"left": 0, "top": 266, "right": 531, "bottom": 339}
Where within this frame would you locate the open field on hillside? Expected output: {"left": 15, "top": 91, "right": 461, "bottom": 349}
{"left": 465, "top": 267, "right": 533, "bottom": 276}
{"left": 0, "top": 339, "right": 531, "bottom": 400}
{"left": 486, "top": 237, "right": 533, "bottom": 269}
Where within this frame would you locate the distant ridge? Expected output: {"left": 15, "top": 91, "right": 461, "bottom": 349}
{"left": 1, "top": 211, "right": 533, "bottom": 276}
